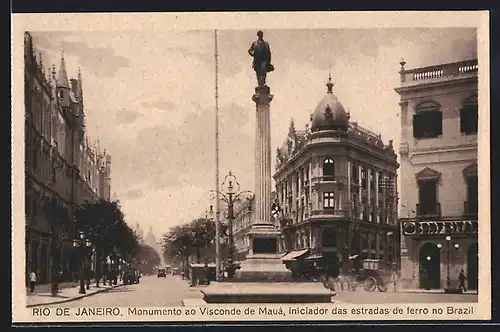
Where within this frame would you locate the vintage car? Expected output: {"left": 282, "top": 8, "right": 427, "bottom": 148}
{"left": 157, "top": 268, "right": 167, "bottom": 278}
{"left": 123, "top": 268, "right": 141, "bottom": 285}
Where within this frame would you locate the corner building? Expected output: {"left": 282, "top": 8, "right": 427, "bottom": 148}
{"left": 274, "top": 78, "right": 399, "bottom": 277}
{"left": 395, "top": 59, "right": 478, "bottom": 290}
{"left": 24, "top": 32, "right": 112, "bottom": 285}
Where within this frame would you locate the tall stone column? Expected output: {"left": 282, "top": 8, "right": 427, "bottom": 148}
{"left": 235, "top": 84, "right": 291, "bottom": 281}
{"left": 252, "top": 85, "right": 273, "bottom": 224}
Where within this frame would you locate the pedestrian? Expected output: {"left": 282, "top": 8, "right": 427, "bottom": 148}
{"left": 29, "top": 270, "right": 37, "bottom": 293}
{"left": 391, "top": 270, "right": 399, "bottom": 292}
{"left": 458, "top": 269, "right": 468, "bottom": 292}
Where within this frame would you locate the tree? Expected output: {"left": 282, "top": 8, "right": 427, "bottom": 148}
{"left": 189, "top": 218, "right": 216, "bottom": 263}
{"left": 74, "top": 199, "right": 139, "bottom": 287}
{"left": 42, "top": 195, "right": 72, "bottom": 296}
{"left": 162, "top": 224, "right": 195, "bottom": 277}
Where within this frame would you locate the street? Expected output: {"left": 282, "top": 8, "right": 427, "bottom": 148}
{"left": 42, "top": 275, "right": 478, "bottom": 307}
{"left": 335, "top": 290, "right": 478, "bottom": 304}
{"left": 44, "top": 275, "right": 203, "bottom": 308}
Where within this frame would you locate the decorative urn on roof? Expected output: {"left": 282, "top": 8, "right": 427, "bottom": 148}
{"left": 310, "top": 75, "right": 350, "bottom": 132}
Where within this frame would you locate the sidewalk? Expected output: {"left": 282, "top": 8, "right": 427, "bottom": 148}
{"left": 26, "top": 282, "right": 124, "bottom": 307}
{"left": 399, "top": 288, "right": 478, "bottom": 295}
{"left": 25, "top": 281, "right": 80, "bottom": 295}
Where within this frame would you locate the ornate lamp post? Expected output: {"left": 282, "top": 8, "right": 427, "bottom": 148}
{"left": 437, "top": 236, "right": 460, "bottom": 291}
{"left": 73, "top": 231, "right": 92, "bottom": 294}
{"left": 209, "top": 171, "right": 253, "bottom": 279}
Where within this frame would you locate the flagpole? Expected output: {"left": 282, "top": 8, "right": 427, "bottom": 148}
{"left": 214, "top": 29, "right": 221, "bottom": 280}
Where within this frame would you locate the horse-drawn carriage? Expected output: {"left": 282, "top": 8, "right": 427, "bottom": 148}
{"left": 342, "top": 257, "right": 391, "bottom": 292}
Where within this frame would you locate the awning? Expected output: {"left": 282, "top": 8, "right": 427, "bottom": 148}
{"left": 305, "top": 255, "right": 323, "bottom": 261}
{"left": 190, "top": 263, "right": 216, "bottom": 268}
{"left": 281, "top": 249, "right": 310, "bottom": 261}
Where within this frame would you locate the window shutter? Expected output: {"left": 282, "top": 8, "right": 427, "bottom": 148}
{"left": 413, "top": 114, "right": 420, "bottom": 138}
{"left": 460, "top": 108, "right": 466, "bottom": 133}
{"left": 436, "top": 111, "right": 443, "bottom": 135}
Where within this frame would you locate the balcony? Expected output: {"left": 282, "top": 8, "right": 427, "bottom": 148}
{"left": 399, "top": 59, "right": 478, "bottom": 87}
{"left": 416, "top": 203, "right": 441, "bottom": 218}
{"left": 321, "top": 175, "right": 336, "bottom": 182}
{"left": 464, "top": 201, "right": 478, "bottom": 216}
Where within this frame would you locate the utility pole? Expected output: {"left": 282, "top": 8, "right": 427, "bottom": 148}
{"left": 214, "top": 29, "right": 221, "bottom": 281}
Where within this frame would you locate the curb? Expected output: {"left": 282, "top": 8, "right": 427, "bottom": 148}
{"left": 399, "top": 290, "right": 478, "bottom": 295}
{"left": 26, "top": 283, "right": 125, "bottom": 308}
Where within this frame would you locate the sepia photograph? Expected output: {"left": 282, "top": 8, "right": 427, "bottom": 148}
{"left": 12, "top": 12, "right": 490, "bottom": 323}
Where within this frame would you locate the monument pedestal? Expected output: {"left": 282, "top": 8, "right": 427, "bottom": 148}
{"left": 236, "top": 223, "right": 292, "bottom": 281}
{"left": 201, "top": 221, "right": 335, "bottom": 304}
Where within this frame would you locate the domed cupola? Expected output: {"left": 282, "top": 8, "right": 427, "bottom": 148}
{"left": 310, "top": 75, "right": 350, "bottom": 132}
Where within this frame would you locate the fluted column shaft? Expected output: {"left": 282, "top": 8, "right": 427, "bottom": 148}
{"left": 253, "top": 87, "right": 273, "bottom": 224}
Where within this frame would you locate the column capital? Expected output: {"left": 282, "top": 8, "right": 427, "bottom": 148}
{"left": 252, "top": 85, "right": 274, "bottom": 106}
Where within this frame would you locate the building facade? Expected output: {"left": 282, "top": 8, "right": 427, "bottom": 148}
{"left": 273, "top": 77, "right": 399, "bottom": 277}
{"left": 395, "top": 59, "right": 478, "bottom": 290}
{"left": 24, "top": 32, "right": 112, "bottom": 285}
{"left": 231, "top": 191, "right": 277, "bottom": 262}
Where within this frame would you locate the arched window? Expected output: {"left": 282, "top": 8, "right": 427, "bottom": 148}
{"left": 323, "top": 158, "right": 335, "bottom": 179}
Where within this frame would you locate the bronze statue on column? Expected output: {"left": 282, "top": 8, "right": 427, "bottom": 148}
{"left": 248, "top": 30, "right": 274, "bottom": 87}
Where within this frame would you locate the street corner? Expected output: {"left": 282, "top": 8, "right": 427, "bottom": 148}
{"left": 26, "top": 283, "right": 126, "bottom": 308}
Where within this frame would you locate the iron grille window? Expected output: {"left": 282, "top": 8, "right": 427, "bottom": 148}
{"left": 413, "top": 110, "right": 442, "bottom": 139}
{"left": 460, "top": 106, "right": 478, "bottom": 135}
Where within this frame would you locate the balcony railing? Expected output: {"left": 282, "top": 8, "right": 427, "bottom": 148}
{"left": 401, "top": 59, "right": 478, "bottom": 84}
{"left": 416, "top": 203, "right": 441, "bottom": 217}
{"left": 464, "top": 201, "right": 478, "bottom": 216}
{"left": 321, "top": 175, "right": 336, "bottom": 182}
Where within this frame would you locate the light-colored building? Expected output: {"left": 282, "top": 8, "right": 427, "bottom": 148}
{"left": 231, "top": 192, "right": 277, "bottom": 262}
{"left": 273, "top": 77, "right": 399, "bottom": 277}
{"left": 24, "top": 32, "right": 112, "bottom": 285}
{"left": 395, "top": 59, "right": 478, "bottom": 290}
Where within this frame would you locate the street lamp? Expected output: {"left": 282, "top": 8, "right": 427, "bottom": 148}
{"left": 437, "top": 236, "right": 460, "bottom": 291}
{"left": 209, "top": 171, "right": 253, "bottom": 279}
{"left": 73, "top": 231, "right": 92, "bottom": 294}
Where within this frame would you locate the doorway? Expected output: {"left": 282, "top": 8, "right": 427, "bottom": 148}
{"left": 467, "top": 242, "right": 478, "bottom": 290}
{"left": 419, "top": 242, "right": 441, "bottom": 289}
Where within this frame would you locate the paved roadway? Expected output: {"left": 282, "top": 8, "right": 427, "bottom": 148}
{"left": 43, "top": 275, "right": 478, "bottom": 307}
{"left": 45, "top": 274, "right": 203, "bottom": 307}
{"left": 335, "top": 290, "right": 478, "bottom": 304}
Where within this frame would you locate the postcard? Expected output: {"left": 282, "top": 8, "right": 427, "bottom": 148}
{"left": 11, "top": 11, "right": 490, "bottom": 323}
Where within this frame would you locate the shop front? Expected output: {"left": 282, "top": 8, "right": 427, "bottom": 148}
{"left": 401, "top": 218, "right": 478, "bottom": 290}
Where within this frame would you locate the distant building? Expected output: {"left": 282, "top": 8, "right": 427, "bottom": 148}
{"left": 232, "top": 192, "right": 277, "bottom": 262}
{"left": 24, "top": 32, "right": 112, "bottom": 285}
{"left": 134, "top": 223, "right": 145, "bottom": 244}
{"left": 273, "top": 77, "right": 399, "bottom": 277}
{"left": 395, "top": 59, "right": 478, "bottom": 290}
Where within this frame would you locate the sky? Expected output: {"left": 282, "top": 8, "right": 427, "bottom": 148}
{"left": 29, "top": 28, "right": 477, "bottom": 237}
